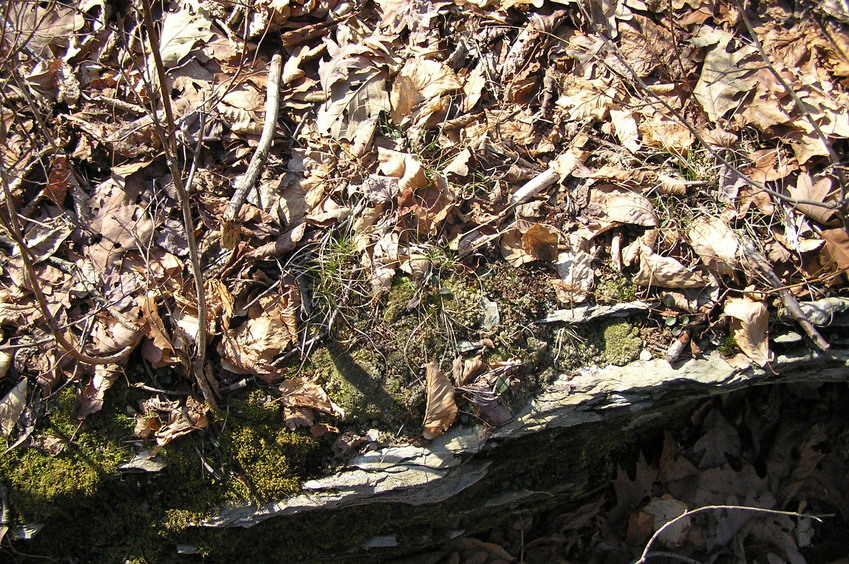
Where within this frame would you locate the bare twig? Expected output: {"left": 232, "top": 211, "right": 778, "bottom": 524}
{"left": 0, "top": 168, "right": 133, "bottom": 365}
{"left": 221, "top": 50, "right": 283, "bottom": 249}
{"left": 738, "top": 236, "right": 832, "bottom": 352}
{"left": 140, "top": 0, "right": 216, "bottom": 409}
{"left": 635, "top": 504, "right": 827, "bottom": 564}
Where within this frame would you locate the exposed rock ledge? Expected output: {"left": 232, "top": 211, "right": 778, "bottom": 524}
{"left": 204, "top": 347, "right": 849, "bottom": 548}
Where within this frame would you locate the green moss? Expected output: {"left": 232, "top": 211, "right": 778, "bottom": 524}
{"left": 601, "top": 320, "right": 643, "bottom": 366}
{"left": 596, "top": 276, "right": 637, "bottom": 303}
{"left": 718, "top": 335, "right": 740, "bottom": 356}
{"left": 313, "top": 344, "right": 411, "bottom": 427}
{"left": 383, "top": 275, "right": 417, "bottom": 323}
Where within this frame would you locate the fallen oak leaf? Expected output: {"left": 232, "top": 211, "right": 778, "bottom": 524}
{"left": 789, "top": 172, "right": 838, "bottom": 226}
{"left": 819, "top": 228, "right": 849, "bottom": 273}
{"left": 422, "top": 361, "right": 457, "bottom": 440}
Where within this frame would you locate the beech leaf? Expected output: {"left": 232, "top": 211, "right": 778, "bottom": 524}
{"left": 422, "top": 361, "right": 457, "bottom": 440}
{"left": 724, "top": 297, "right": 771, "bottom": 367}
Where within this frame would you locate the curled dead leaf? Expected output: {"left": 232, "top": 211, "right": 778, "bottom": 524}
{"left": 422, "top": 361, "right": 457, "bottom": 440}
{"left": 724, "top": 297, "right": 771, "bottom": 367}
{"left": 279, "top": 377, "right": 345, "bottom": 420}
{"left": 688, "top": 216, "right": 739, "bottom": 275}
{"left": 635, "top": 245, "right": 705, "bottom": 288}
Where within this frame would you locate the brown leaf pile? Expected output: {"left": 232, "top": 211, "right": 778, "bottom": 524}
{"left": 0, "top": 0, "right": 848, "bottom": 512}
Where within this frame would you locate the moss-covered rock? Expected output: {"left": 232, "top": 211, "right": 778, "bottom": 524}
{"left": 601, "top": 320, "right": 643, "bottom": 366}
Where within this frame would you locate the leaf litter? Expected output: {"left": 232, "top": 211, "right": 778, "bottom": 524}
{"left": 0, "top": 0, "right": 849, "bottom": 559}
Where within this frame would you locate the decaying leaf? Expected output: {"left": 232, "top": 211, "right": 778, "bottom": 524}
{"left": 688, "top": 216, "right": 739, "bottom": 275}
{"left": 692, "top": 27, "right": 758, "bottom": 122}
{"left": 155, "top": 396, "right": 209, "bottom": 446}
{"left": 635, "top": 245, "right": 705, "bottom": 288}
{"left": 820, "top": 228, "right": 849, "bottom": 273}
{"left": 390, "top": 58, "right": 461, "bottom": 125}
{"left": 588, "top": 185, "right": 658, "bottom": 231}
{"left": 217, "top": 286, "right": 300, "bottom": 379}
{"left": 789, "top": 173, "right": 838, "bottom": 225}
{"left": 724, "top": 297, "right": 771, "bottom": 367}
{"left": 554, "top": 249, "right": 595, "bottom": 303}
{"left": 278, "top": 377, "right": 345, "bottom": 420}
{"left": 501, "top": 223, "right": 559, "bottom": 266}
{"left": 422, "top": 361, "right": 457, "bottom": 440}
{"left": 0, "top": 379, "right": 27, "bottom": 437}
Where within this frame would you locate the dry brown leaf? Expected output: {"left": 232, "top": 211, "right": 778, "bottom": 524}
{"left": 635, "top": 245, "right": 705, "bottom": 288}
{"left": 724, "top": 297, "right": 771, "bottom": 367}
{"left": 589, "top": 185, "right": 658, "bottom": 229}
{"left": 422, "top": 361, "right": 457, "bottom": 440}
{"left": 692, "top": 27, "right": 758, "bottom": 122}
{"left": 279, "top": 377, "right": 345, "bottom": 419}
{"left": 820, "top": 228, "right": 849, "bottom": 272}
{"left": 217, "top": 285, "right": 300, "bottom": 378}
{"left": 155, "top": 396, "right": 209, "bottom": 446}
{"left": 610, "top": 108, "right": 640, "bottom": 153}
{"left": 390, "top": 58, "right": 461, "bottom": 125}
{"left": 75, "top": 364, "right": 122, "bottom": 420}
{"left": 554, "top": 249, "right": 595, "bottom": 303}
{"left": 688, "top": 216, "right": 739, "bottom": 275}
{"left": 500, "top": 223, "right": 559, "bottom": 266}
{"left": 789, "top": 172, "right": 838, "bottom": 225}
{"left": 0, "top": 379, "right": 27, "bottom": 437}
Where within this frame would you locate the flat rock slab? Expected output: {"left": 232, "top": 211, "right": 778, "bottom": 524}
{"left": 204, "top": 347, "right": 849, "bottom": 557}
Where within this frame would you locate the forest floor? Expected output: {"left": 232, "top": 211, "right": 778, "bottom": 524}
{"left": 0, "top": 0, "right": 848, "bottom": 561}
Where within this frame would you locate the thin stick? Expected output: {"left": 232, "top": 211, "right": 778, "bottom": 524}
{"left": 140, "top": 0, "right": 216, "bottom": 409}
{"left": 221, "top": 51, "right": 283, "bottom": 249}
{"left": 738, "top": 236, "right": 831, "bottom": 352}
{"left": 635, "top": 504, "right": 827, "bottom": 564}
{"left": 0, "top": 168, "right": 132, "bottom": 365}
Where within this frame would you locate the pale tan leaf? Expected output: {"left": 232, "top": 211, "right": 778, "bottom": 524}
{"left": 554, "top": 249, "right": 595, "bottom": 303}
{"left": 589, "top": 185, "right": 658, "bottom": 228}
{"left": 390, "top": 59, "right": 461, "bottom": 124}
{"left": 688, "top": 216, "right": 739, "bottom": 275}
{"left": 692, "top": 27, "right": 758, "bottom": 122}
{"left": 0, "top": 379, "right": 27, "bottom": 437}
{"left": 500, "top": 223, "right": 559, "bottom": 266}
{"left": 422, "top": 361, "right": 457, "bottom": 440}
{"left": 820, "top": 228, "right": 849, "bottom": 271}
{"left": 610, "top": 108, "right": 640, "bottom": 153}
{"left": 279, "top": 378, "right": 345, "bottom": 419}
{"left": 216, "top": 286, "right": 301, "bottom": 378}
{"left": 444, "top": 149, "right": 472, "bottom": 176}
{"left": 635, "top": 246, "right": 705, "bottom": 288}
{"left": 657, "top": 174, "right": 687, "bottom": 196}
{"left": 158, "top": 7, "right": 214, "bottom": 68}
{"left": 724, "top": 297, "right": 771, "bottom": 367}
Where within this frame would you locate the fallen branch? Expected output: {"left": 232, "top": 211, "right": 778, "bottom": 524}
{"left": 221, "top": 50, "right": 283, "bottom": 249}
{"left": 738, "top": 236, "right": 832, "bottom": 353}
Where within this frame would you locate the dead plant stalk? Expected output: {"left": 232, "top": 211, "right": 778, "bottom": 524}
{"left": 635, "top": 504, "right": 827, "bottom": 564}
{"left": 140, "top": 0, "right": 216, "bottom": 409}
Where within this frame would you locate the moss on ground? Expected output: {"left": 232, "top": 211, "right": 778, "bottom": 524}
{"left": 0, "top": 251, "right": 655, "bottom": 561}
